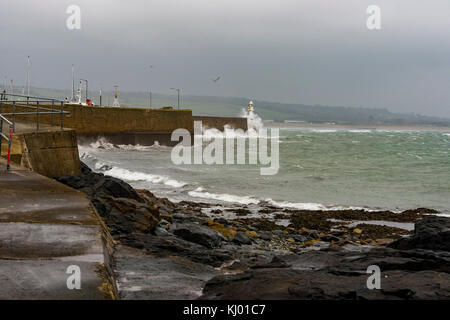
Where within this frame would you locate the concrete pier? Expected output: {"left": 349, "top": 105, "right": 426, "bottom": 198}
{"left": 1, "top": 121, "right": 81, "bottom": 178}
{"left": 0, "top": 161, "right": 116, "bottom": 299}
{"left": 1, "top": 103, "right": 248, "bottom": 147}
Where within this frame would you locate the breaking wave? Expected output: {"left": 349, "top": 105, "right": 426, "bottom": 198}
{"left": 100, "top": 165, "right": 187, "bottom": 188}
{"left": 79, "top": 146, "right": 187, "bottom": 188}
{"left": 265, "top": 199, "right": 376, "bottom": 211}
{"left": 80, "top": 141, "right": 375, "bottom": 211}
{"left": 312, "top": 129, "right": 338, "bottom": 133}
{"left": 85, "top": 137, "right": 169, "bottom": 151}
{"left": 188, "top": 187, "right": 260, "bottom": 205}
{"left": 199, "top": 108, "right": 264, "bottom": 139}
{"left": 240, "top": 108, "right": 263, "bottom": 131}
{"left": 187, "top": 187, "right": 374, "bottom": 211}
{"left": 347, "top": 129, "right": 373, "bottom": 133}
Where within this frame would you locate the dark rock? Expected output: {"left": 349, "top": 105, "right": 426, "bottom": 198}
{"left": 157, "top": 219, "right": 170, "bottom": 230}
{"left": 136, "top": 189, "right": 176, "bottom": 215}
{"left": 251, "top": 256, "right": 291, "bottom": 269}
{"left": 274, "top": 213, "right": 289, "bottom": 219}
{"left": 232, "top": 232, "right": 252, "bottom": 245}
{"left": 293, "top": 235, "right": 308, "bottom": 242}
{"left": 286, "top": 208, "right": 433, "bottom": 233}
{"left": 214, "top": 218, "right": 228, "bottom": 225}
{"left": 129, "top": 233, "right": 232, "bottom": 267}
{"left": 389, "top": 216, "right": 450, "bottom": 252}
{"left": 95, "top": 178, "right": 143, "bottom": 202}
{"left": 200, "top": 246, "right": 450, "bottom": 300}
{"left": 56, "top": 162, "right": 161, "bottom": 236}
{"left": 260, "top": 231, "right": 273, "bottom": 241}
{"left": 200, "top": 267, "right": 450, "bottom": 300}
{"left": 93, "top": 196, "right": 159, "bottom": 235}
{"left": 171, "top": 222, "right": 226, "bottom": 249}
{"left": 231, "top": 208, "right": 252, "bottom": 216}
{"left": 227, "top": 253, "right": 275, "bottom": 271}
{"left": 178, "top": 201, "right": 213, "bottom": 209}
{"left": 258, "top": 208, "right": 277, "bottom": 214}
{"left": 154, "top": 226, "right": 170, "bottom": 237}
{"left": 114, "top": 245, "right": 220, "bottom": 299}
{"left": 173, "top": 215, "right": 205, "bottom": 224}
{"left": 58, "top": 162, "right": 450, "bottom": 300}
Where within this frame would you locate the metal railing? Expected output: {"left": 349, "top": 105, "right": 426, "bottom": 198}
{"left": 0, "top": 93, "right": 70, "bottom": 171}
{"left": 0, "top": 114, "right": 13, "bottom": 170}
{"left": 0, "top": 93, "right": 69, "bottom": 132}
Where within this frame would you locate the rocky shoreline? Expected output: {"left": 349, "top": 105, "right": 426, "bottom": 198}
{"left": 56, "top": 162, "right": 450, "bottom": 299}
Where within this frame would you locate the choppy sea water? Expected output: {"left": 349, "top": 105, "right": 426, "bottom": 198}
{"left": 79, "top": 128, "right": 450, "bottom": 213}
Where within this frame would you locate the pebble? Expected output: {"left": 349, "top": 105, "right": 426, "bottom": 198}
{"left": 259, "top": 231, "right": 272, "bottom": 241}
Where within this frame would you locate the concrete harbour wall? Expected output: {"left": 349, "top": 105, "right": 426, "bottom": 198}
{"left": 1, "top": 129, "right": 81, "bottom": 178}
{"left": 193, "top": 115, "right": 248, "bottom": 131}
{"left": 1, "top": 103, "right": 194, "bottom": 134}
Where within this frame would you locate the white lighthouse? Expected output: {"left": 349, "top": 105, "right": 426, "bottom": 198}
{"left": 248, "top": 100, "right": 254, "bottom": 112}
{"left": 246, "top": 100, "right": 262, "bottom": 131}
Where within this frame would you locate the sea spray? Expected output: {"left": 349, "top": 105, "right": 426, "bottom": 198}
{"left": 240, "top": 108, "right": 263, "bottom": 132}
{"left": 171, "top": 120, "right": 279, "bottom": 175}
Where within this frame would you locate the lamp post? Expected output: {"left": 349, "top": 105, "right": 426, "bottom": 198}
{"left": 149, "top": 65, "right": 154, "bottom": 108}
{"left": 149, "top": 90, "right": 152, "bottom": 108}
{"left": 170, "top": 87, "right": 180, "bottom": 110}
{"left": 26, "top": 56, "right": 31, "bottom": 97}
{"left": 80, "top": 79, "right": 88, "bottom": 103}
{"left": 99, "top": 86, "right": 102, "bottom": 107}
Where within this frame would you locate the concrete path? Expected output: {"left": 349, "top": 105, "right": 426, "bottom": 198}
{"left": 0, "top": 161, "right": 115, "bottom": 299}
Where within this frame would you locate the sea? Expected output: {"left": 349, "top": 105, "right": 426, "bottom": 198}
{"left": 79, "top": 113, "right": 450, "bottom": 213}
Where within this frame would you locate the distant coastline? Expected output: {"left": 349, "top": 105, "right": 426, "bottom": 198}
{"left": 264, "top": 121, "right": 450, "bottom": 131}
{"left": 21, "top": 87, "right": 450, "bottom": 128}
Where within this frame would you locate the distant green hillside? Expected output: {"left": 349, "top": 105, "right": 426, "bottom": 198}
{"left": 18, "top": 87, "right": 450, "bottom": 126}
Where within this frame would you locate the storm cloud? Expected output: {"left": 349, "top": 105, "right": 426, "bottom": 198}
{"left": 1, "top": 0, "right": 450, "bottom": 117}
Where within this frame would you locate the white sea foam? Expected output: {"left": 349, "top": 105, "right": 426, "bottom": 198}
{"left": 347, "top": 129, "right": 373, "bottom": 133}
{"left": 103, "top": 166, "right": 187, "bottom": 188}
{"left": 435, "top": 212, "right": 450, "bottom": 218}
{"left": 199, "top": 109, "right": 265, "bottom": 139}
{"left": 265, "top": 199, "right": 374, "bottom": 211}
{"left": 243, "top": 109, "right": 264, "bottom": 131}
{"left": 311, "top": 129, "right": 338, "bottom": 133}
{"left": 82, "top": 138, "right": 168, "bottom": 152}
{"left": 187, "top": 187, "right": 375, "bottom": 211}
{"left": 80, "top": 148, "right": 389, "bottom": 212}
{"left": 188, "top": 187, "right": 260, "bottom": 205}
{"left": 116, "top": 141, "right": 170, "bottom": 151}
{"left": 79, "top": 148, "right": 187, "bottom": 188}
{"left": 89, "top": 138, "right": 115, "bottom": 150}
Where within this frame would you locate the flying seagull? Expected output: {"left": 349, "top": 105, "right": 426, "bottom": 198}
{"left": 212, "top": 76, "right": 221, "bottom": 83}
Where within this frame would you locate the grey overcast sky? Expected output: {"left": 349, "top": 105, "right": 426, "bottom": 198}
{"left": 1, "top": 0, "right": 450, "bottom": 118}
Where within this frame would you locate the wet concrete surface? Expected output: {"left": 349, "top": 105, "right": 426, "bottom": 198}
{"left": 0, "top": 223, "right": 104, "bottom": 259}
{"left": 0, "top": 164, "right": 97, "bottom": 224}
{"left": 0, "top": 160, "right": 114, "bottom": 299}
{"left": 0, "top": 260, "right": 106, "bottom": 300}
